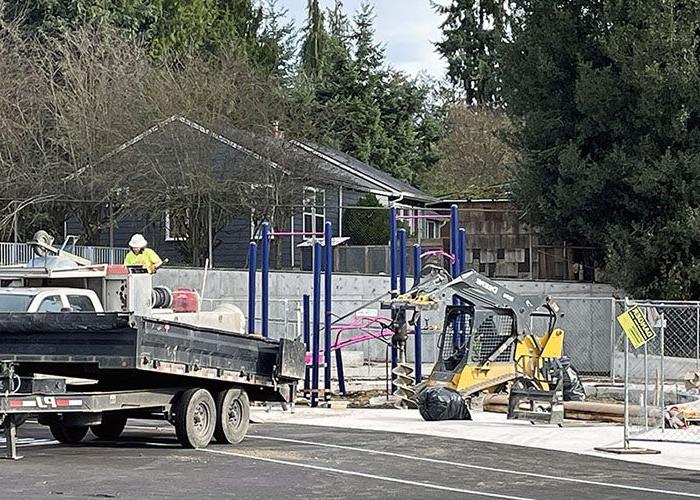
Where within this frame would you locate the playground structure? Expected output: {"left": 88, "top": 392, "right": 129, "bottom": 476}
{"left": 246, "top": 205, "right": 469, "bottom": 407}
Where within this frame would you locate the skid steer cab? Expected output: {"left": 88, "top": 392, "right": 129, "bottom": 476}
{"left": 387, "top": 267, "right": 569, "bottom": 424}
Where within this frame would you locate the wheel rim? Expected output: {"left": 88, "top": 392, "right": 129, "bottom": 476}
{"left": 227, "top": 399, "right": 242, "bottom": 429}
{"left": 193, "top": 401, "right": 211, "bottom": 433}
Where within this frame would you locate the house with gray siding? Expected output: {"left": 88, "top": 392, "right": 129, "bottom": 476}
{"left": 67, "top": 115, "right": 435, "bottom": 269}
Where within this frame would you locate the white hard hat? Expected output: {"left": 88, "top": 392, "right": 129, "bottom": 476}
{"left": 128, "top": 234, "right": 148, "bottom": 249}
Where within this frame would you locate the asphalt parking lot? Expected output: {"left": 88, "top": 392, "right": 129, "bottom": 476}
{"left": 1, "top": 420, "right": 699, "bottom": 499}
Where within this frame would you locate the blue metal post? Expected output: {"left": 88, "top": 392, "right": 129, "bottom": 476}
{"left": 459, "top": 228, "right": 467, "bottom": 274}
{"left": 247, "top": 242, "right": 257, "bottom": 335}
{"left": 413, "top": 243, "right": 422, "bottom": 383}
{"left": 389, "top": 207, "right": 398, "bottom": 392}
{"left": 458, "top": 227, "right": 467, "bottom": 344}
{"left": 303, "top": 294, "right": 311, "bottom": 396}
{"left": 450, "top": 205, "right": 459, "bottom": 278}
{"left": 324, "top": 222, "right": 333, "bottom": 402}
{"left": 450, "top": 205, "right": 460, "bottom": 348}
{"left": 398, "top": 229, "right": 407, "bottom": 294}
{"left": 311, "top": 241, "right": 321, "bottom": 408}
{"left": 261, "top": 222, "right": 270, "bottom": 338}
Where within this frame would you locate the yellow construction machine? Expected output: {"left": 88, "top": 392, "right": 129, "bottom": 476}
{"left": 385, "top": 267, "right": 567, "bottom": 423}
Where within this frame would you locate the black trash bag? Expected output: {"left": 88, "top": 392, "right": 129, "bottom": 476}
{"left": 560, "top": 356, "right": 586, "bottom": 401}
{"left": 416, "top": 387, "right": 472, "bottom": 421}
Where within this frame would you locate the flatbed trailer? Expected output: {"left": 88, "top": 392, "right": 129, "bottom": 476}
{"left": 0, "top": 312, "right": 306, "bottom": 459}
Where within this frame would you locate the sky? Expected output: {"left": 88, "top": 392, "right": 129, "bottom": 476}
{"left": 277, "top": 0, "right": 448, "bottom": 79}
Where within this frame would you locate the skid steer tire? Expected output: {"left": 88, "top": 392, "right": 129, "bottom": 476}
{"left": 214, "top": 388, "right": 249, "bottom": 445}
{"left": 174, "top": 388, "right": 216, "bottom": 449}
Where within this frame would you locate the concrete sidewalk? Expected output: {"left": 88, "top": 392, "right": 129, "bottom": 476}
{"left": 252, "top": 407, "right": 700, "bottom": 472}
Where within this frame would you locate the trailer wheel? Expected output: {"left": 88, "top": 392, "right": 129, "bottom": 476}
{"left": 214, "top": 388, "right": 250, "bottom": 445}
{"left": 174, "top": 388, "right": 216, "bottom": 449}
{"left": 91, "top": 413, "right": 127, "bottom": 440}
{"left": 49, "top": 423, "right": 88, "bottom": 444}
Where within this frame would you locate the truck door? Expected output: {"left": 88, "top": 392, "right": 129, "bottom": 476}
{"left": 34, "top": 295, "right": 64, "bottom": 312}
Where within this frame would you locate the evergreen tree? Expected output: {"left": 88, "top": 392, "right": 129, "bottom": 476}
{"left": 2, "top": 0, "right": 294, "bottom": 73}
{"left": 300, "top": 0, "right": 326, "bottom": 79}
{"left": 434, "top": 0, "right": 512, "bottom": 106}
{"left": 503, "top": 0, "right": 700, "bottom": 298}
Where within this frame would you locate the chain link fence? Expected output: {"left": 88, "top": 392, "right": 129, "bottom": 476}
{"left": 614, "top": 301, "right": 700, "bottom": 444}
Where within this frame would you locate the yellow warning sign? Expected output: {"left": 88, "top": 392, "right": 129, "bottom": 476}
{"left": 617, "top": 305, "right": 656, "bottom": 349}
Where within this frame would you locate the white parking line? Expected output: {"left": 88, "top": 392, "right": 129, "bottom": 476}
{"left": 199, "top": 447, "right": 534, "bottom": 500}
{"left": 247, "top": 435, "right": 700, "bottom": 499}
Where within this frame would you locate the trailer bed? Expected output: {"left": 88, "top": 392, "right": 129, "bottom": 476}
{"left": 0, "top": 312, "right": 305, "bottom": 397}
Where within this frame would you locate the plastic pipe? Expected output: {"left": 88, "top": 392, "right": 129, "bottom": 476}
{"left": 247, "top": 242, "right": 257, "bottom": 334}
{"left": 311, "top": 241, "right": 321, "bottom": 408}
{"left": 413, "top": 243, "right": 422, "bottom": 383}
{"left": 324, "top": 222, "right": 333, "bottom": 402}
{"left": 303, "top": 294, "right": 311, "bottom": 396}
{"left": 261, "top": 222, "right": 270, "bottom": 338}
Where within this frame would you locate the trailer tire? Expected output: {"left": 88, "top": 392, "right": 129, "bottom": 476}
{"left": 49, "top": 423, "right": 88, "bottom": 444}
{"left": 174, "top": 388, "right": 216, "bottom": 449}
{"left": 91, "top": 413, "right": 127, "bottom": 440}
{"left": 213, "top": 388, "right": 249, "bottom": 445}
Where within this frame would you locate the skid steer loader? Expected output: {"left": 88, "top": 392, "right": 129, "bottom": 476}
{"left": 384, "top": 266, "right": 568, "bottom": 424}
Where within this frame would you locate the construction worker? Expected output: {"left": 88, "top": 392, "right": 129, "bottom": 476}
{"left": 124, "top": 234, "right": 162, "bottom": 273}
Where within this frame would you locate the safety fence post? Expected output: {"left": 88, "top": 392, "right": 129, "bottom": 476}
{"left": 261, "top": 222, "right": 270, "bottom": 338}
{"left": 247, "top": 242, "right": 257, "bottom": 335}
{"left": 311, "top": 241, "right": 322, "bottom": 408}
{"left": 413, "top": 243, "right": 422, "bottom": 383}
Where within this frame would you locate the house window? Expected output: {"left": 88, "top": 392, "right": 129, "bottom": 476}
{"left": 165, "top": 210, "right": 189, "bottom": 241}
{"left": 426, "top": 221, "right": 439, "bottom": 239}
{"left": 303, "top": 187, "right": 325, "bottom": 237}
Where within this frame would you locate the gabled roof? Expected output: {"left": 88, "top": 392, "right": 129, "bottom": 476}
{"left": 100, "top": 115, "right": 436, "bottom": 203}
{"left": 291, "top": 141, "right": 436, "bottom": 203}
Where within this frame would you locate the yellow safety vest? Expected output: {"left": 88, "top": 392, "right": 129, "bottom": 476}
{"left": 124, "top": 248, "right": 162, "bottom": 273}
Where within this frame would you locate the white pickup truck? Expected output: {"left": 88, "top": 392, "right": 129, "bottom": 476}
{"left": 0, "top": 288, "right": 104, "bottom": 313}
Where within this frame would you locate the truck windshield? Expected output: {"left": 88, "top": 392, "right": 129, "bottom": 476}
{"left": 0, "top": 294, "right": 34, "bottom": 312}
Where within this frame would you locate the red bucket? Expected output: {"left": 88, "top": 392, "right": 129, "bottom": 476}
{"left": 172, "top": 288, "right": 199, "bottom": 313}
